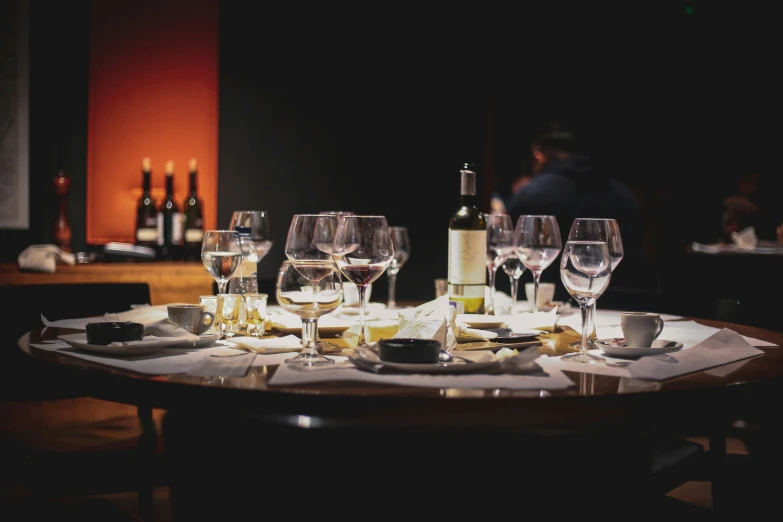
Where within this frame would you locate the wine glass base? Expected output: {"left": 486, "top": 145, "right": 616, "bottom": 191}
{"left": 560, "top": 351, "right": 606, "bottom": 364}
{"left": 285, "top": 352, "right": 335, "bottom": 367}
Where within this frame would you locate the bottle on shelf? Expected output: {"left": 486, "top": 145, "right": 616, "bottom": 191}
{"left": 182, "top": 158, "right": 204, "bottom": 261}
{"left": 135, "top": 157, "right": 158, "bottom": 250}
{"left": 447, "top": 161, "right": 487, "bottom": 314}
{"left": 156, "top": 160, "right": 182, "bottom": 260}
{"left": 228, "top": 225, "right": 259, "bottom": 327}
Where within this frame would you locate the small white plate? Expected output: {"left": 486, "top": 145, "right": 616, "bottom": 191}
{"left": 57, "top": 333, "right": 181, "bottom": 357}
{"left": 595, "top": 338, "right": 684, "bottom": 358}
{"left": 456, "top": 314, "right": 507, "bottom": 329}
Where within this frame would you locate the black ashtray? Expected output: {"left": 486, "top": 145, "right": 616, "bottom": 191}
{"left": 378, "top": 338, "right": 442, "bottom": 364}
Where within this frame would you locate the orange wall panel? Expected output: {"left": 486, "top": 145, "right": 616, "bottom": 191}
{"left": 87, "top": 0, "right": 219, "bottom": 244}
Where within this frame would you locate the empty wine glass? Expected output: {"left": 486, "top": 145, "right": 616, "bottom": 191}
{"left": 485, "top": 213, "right": 514, "bottom": 315}
{"left": 276, "top": 260, "right": 343, "bottom": 367}
{"left": 502, "top": 253, "right": 526, "bottom": 311}
{"left": 560, "top": 240, "right": 612, "bottom": 364}
{"left": 229, "top": 210, "right": 274, "bottom": 264}
{"left": 386, "top": 226, "right": 410, "bottom": 310}
{"left": 567, "top": 218, "right": 625, "bottom": 350}
{"left": 334, "top": 215, "right": 393, "bottom": 346}
{"left": 201, "top": 230, "right": 243, "bottom": 294}
{"left": 513, "top": 215, "right": 562, "bottom": 313}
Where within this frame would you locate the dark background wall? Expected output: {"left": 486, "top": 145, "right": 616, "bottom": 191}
{"left": 4, "top": 1, "right": 780, "bottom": 306}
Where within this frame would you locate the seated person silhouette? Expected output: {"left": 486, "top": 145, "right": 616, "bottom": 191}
{"left": 501, "top": 126, "right": 642, "bottom": 255}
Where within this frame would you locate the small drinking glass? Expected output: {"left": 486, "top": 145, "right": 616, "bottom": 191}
{"left": 218, "top": 293, "right": 242, "bottom": 338}
{"left": 243, "top": 293, "right": 268, "bottom": 338}
{"left": 198, "top": 295, "right": 224, "bottom": 334}
{"left": 485, "top": 213, "right": 514, "bottom": 315}
{"left": 386, "top": 226, "right": 411, "bottom": 310}
{"left": 277, "top": 260, "right": 343, "bottom": 367}
{"left": 560, "top": 240, "right": 612, "bottom": 364}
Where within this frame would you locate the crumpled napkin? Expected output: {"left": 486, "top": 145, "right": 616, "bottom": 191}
{"left": 105, "top": 306, "right": 170, "bottom": 326}
{"left": 505, "top": 308, "right": 559, "bottom": 333}
{"left": 142, "top": 318, "right": 200, "bottom": 342}
{"left": 394, "top": 296, "right": 451, "bottom": 348}
{"left": 447, "top": 306, "right": 498, "bottom": 342}
{"left": 224, "top": 334, "right": 302, "bottom": 353}
{"left": 18, "top": 244, "right": 75, "bottom": 273}
{"left": 731, "top": 226, "right": 758, "bottom": 250}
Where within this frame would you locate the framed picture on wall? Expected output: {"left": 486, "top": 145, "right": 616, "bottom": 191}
{"left": 0, "top": 0, "right": 30, "bottom": 229}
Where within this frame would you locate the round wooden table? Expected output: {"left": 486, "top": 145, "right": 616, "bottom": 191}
{"left": 16, "top": 318, "right": 783, "bottom": 518}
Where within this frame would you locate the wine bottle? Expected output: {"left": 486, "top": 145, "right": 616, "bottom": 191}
{"left": 447, "top": 162, "right": 487, "bottom": 314}
{"left": 182, "top": 158, "right": 204, "bottom": 261}
{"left": 135, "top": 157, "right": 158, "bottom": 249}
{"left": 156, "top": 160, "right": 182, "bottom": 260}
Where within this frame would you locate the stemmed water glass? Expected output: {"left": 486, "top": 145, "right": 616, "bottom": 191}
{"left": 229, "top": 210, "right": 274, "bottom": 264}
{"left": 502, "top": 253, "right": 526, "bottom": 311}
{"left": 276, "top": 260, "right": 343, "bottom": 367}
{"left": 386, "top": 226, "right": 411, "bottom": 310}
{"left": 485, "top": 214, "right": 514, "bottom": 315}
{"left": 513, "top": 215, "right": 562, "bottom": 313}
{"left": 201, "top": 230, "right": 243, "bottom": 294}
{"left": 560, "top": 239, "right": 612, "bottom": 364}
{"left": 333, "top": 215, "right": 394, "bottom": 346}
{"left": 567, "top": 218, "right": 624, "bottom": 350}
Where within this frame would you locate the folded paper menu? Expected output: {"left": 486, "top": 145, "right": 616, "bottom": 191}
{"left": 628, "top": 328, "right": 764, "bottom": 381}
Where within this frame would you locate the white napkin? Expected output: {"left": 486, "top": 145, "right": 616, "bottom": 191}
{"left": 266, "top": 313, "right": 352, "bottom": 330}
{"left": 394, "top": 296, "right": 451, "bottom": 348}
{"left": 447, "top": 306, "right": 498, "bottom": 342}
{"left": 505, "top": 308, "right": 559, "bottom": 333}
{"left": 731, "top": 226, "right": 758, "bottom": 250}
{"left": 18, "top": 244, "right": 75, "bottom": 273}
{"left": 105, "top": 305, "right": 170, "bottom": 326}
{"left": 224, "top": 335, "right": 302, "bottom": 353}
{"left": 628, "top": 328, "right": 764, "bottom": 381}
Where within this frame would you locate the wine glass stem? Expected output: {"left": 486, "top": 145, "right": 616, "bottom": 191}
{"left": 387, "top": 271, "right": 397, "bottom": 309}
{"left": 301, "top": 318, "right": 318, "bottom": 355}
{"left": 587, "top": 300, "right": 597, "bottom": 347}
{"left": 509, "top": 276, "right": 518, "bottom": 306}
{"left": 487, "top": 267, "right": 497, "bottom": 315}
{"left": 580, "top": 302, "right": 590, "bottom": 353}
{"left": 357, "top": 285, "right": 368, "bottom": 345}
{"left": 532, "top": 272, "right": 541, "bottom": 313}
{"left": 218, "top": 280, "right": 228, "bottom": 294}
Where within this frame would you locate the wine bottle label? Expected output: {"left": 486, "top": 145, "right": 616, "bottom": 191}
{"left": 447, "top": 230, "right": 487, "bottom": 284}
{"left": 236, "top": 260, "right": 257, "bottom": 278}
{"left": 136, "top": 228, "right": 157, "bottom": 242}
{"left": 156, "top": 213, "right": 164, "bottom": 245}
{"left": 172, "top": 213, "right": 183, "bottom": 244}
{"left": 185, "top": 229, "right": 204, "bottom": 243}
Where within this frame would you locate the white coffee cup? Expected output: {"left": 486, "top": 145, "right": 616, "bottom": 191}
{"left": 343, "top": 282, "right": 372, "bottom": 307}
{"left": 525, "top": 282, "right": 555, "bottom": 309}
{"left": 167, "top": 304, "right": 215, "bottom": 335}
{"left": 620, "top": 312, "right": 664, "bottom": 348}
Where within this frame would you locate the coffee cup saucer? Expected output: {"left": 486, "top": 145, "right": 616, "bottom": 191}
{"left": 595, "top": 338, "right": 683, "bottom": 358}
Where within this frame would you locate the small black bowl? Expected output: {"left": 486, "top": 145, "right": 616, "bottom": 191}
{"left": 377, "top": 338, "right": 442, "bottom": 364}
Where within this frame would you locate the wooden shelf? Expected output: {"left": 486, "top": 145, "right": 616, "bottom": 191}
{"left": 0, "top": 262, "right": 214, "bottom": 305}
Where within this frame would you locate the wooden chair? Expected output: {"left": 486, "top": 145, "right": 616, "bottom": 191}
{"left": 0, "top": 282, "right": 165, "bottom": 521}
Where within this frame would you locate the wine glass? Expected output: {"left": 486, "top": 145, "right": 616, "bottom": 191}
{"left": 201, "top": 230, "right": 243, "bottom": 294}
{"left": 229, "top": 210, "right": 274, "bottom": 264}
{"left": 567, "top": 218, "right": 625, "bottom": 350}
{"left": 502, "top": 253, "right": 526, "bottom": 311}
{"left": 560, "top": 240, "right": 612, "bottom": 364}
{"left": 513, "top": 215, "right": 562, "bottom": 313}
{"left": 485, "top": 213, "right": 514, "bottom": 315}
{"left": 276, "top": 260, "right": 343, "bottom": 367}
{"left": 386, "top": 226, "right": 410, "bottom": 310}
{"left": 334, "top": 215, "right": 394, "bottom": 346}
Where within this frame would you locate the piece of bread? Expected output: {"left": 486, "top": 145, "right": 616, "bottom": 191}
{"left": 86, "top": 321, "right": 144, "bottom": 345}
